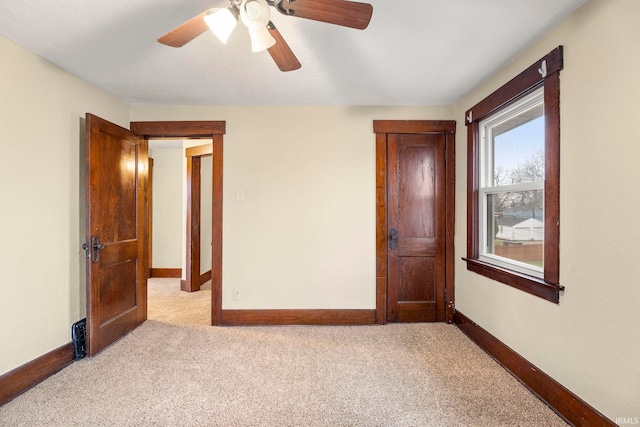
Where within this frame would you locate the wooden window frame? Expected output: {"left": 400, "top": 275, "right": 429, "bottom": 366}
{"left": 464, "top": 46, "right": 564, "bottom": 303}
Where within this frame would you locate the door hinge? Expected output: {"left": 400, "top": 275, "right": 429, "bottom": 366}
{"left": 445, "top": 288, "right": 455, "bottom": 323}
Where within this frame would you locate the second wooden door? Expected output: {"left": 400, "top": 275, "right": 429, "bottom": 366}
{"left": 387, "top": 133, "right": 446, "bottom": 322}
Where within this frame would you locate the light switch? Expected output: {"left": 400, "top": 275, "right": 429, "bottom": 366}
{"left": 236, "top": 190, "right": 245, "bottom": 202}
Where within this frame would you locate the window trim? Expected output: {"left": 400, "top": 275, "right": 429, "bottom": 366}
{"left": 464, "top": 46, "right": 564, "bottom": 303}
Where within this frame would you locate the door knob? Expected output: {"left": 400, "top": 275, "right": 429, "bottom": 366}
{"left": 390, "top": 228, "right": 398, "bottom": 250}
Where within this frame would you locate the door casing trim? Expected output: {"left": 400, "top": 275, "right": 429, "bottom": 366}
{"left": 130, "top": 121, "right": 225, "bottom": 325}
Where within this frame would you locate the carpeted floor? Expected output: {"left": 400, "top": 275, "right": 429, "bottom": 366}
{"left": 147, "top": 278, "right": 211, "bottom": 326}
{"left": 0, "top": 279, "right": 567, "bottom": 426}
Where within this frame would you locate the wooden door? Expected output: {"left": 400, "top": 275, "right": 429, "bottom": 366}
{"left": 387, "top": 133, "right": 446, "bottom": 322}
{"left": 184, "top": 143, "right": 213, "bottom": 292}
{"left": 85, "top": 113, "right": 148, "bottom": 356}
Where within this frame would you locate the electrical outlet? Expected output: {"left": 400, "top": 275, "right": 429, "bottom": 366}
{"left": 232, "top": 288, "right": 240, "bottom": 300}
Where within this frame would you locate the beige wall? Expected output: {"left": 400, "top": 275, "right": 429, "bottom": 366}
{"left": 0, "top": 36, "right": 131, "bottom": 375}
{"left": 132, "top": 106, "right": 454, "bottom": 309}
{"left": 149, "top": 147, "right": 183, "bottom": 269}
{"left": 149, "top": 141, "right": 212, "bottom": 277}
{"left": 454, "top": 0, "right": 640, "bottom": 418}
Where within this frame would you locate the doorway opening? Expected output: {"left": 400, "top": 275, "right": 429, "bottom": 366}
{"left": 130, "top": 120, "right": 225, "bottom": 326}
{"left": 147, "top": 139, "right": 213, "bottom": 325}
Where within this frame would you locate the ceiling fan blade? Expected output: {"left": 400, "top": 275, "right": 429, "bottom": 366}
{"left": 158, "top": 9, "right": 212, "bottom": 47}
{"left": 267, "top": 22, "right": 301, "bottom": 72}
{"left": 280, "top": 0, "right": 373, "bottom": 30}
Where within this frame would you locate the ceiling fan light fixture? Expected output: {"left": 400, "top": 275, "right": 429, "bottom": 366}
{"left": 204, "top": 7, "right": 239, "bottom": 44}
{"left": 239, "top": 0, "right": 274, "bottom": 52}
{"left": 248, "top": 27, "right": 276, "bottom": 52}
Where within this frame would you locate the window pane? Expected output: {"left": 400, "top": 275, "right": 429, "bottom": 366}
{"left": 487, "top": 190, "right": 544, "bottom": 269}
{"left": 493, "top": 112, "right": 544, "bottom": 186}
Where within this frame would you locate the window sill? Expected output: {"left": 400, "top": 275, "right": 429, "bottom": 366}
{"left": 463, "top": 258, "right": 563, "bottom": 303}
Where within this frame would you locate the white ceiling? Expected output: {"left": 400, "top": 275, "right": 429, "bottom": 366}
{"left": 0, "top": 0, "right": 588, "bottom": 106}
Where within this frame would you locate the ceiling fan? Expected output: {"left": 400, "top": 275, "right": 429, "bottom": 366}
{"left": 157, "top": 0, "right": 373, "bottom": 72}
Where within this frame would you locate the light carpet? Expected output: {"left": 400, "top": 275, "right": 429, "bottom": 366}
{"left": 147, "top": 278, "right": 211, "bottom": 326}
{"left": 0, "top": 280, "right": 567, "bottom": 426}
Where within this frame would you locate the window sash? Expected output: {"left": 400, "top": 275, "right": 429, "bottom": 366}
{"left": 480, "top": 88, "right": 544, "bottom": 188}
{"left": 477, "top": 89, "right": 545, "bottom": 278}
{"left": 480, "top": 181, "right": 543, "bottom": 194}
{"left": 478, "top": 184, "right": 544, "bottom": 278}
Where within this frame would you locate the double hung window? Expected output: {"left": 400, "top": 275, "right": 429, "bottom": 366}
{"left": 479, "top": 88, "right": 544, "bottom": 278}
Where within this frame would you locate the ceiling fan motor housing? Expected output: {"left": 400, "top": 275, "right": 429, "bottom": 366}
{"left": 240, "top": 0, "right": 271, "bottom": 29}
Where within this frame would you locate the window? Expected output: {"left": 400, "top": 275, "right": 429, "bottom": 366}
{"left": 479, "top": 88, "right": 544, "bottom": 278}
{"left": 465, "top": 47, "right": 564, "bottom": 303}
